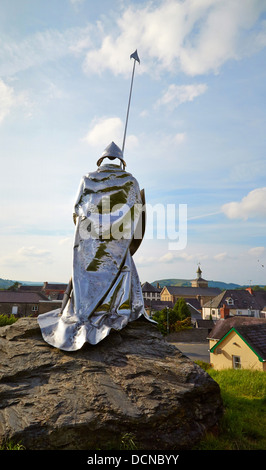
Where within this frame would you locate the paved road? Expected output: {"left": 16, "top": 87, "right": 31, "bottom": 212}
{"left": 170, "top": 342, "right": 210, "bottom": 363}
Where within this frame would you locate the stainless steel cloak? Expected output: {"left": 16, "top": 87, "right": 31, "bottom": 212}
{"left": 38, "top": 163, "right": 150, "bottom": 351}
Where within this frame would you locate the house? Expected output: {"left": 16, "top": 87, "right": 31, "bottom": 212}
{"left": 207, "top": 311, "right": 266, "bottom": 371}
{"left": 18, "top": 284, "right": 43, "bottom": 292}
{"left": 144, "top": 299, "right": 173, "bottom": 317}
{"left": 42, "top": 282, "right": 68, "bottom": 300}
{"left": 160, "top": 266, "right": 220, "bottom": 308}
{"left": 160, "top": 285, "right": 221, "bottom": 308}
{"left": 194, "top": 319, "right": 215, "bottom": 334}
{"left": 185, "top": 299, "right": 202, "bottom": 324}
{"left": 202, "top": 288, "right": 266, "bottom": 320}
{"left": 0, "top": 281, "right": 67, "bottom": 317}
{"left": 261, "top": 305, "right": 266, "bottom": 318}
{"left": 0, "top": 291, "right": 51, "bottom": 317}
{"left": 141, "top": 281, "right": 161, "bottom": 302}
{"left": 144, "top": 296, "right": 202, "bottom": 323}
{"left": 18, "top": 281, "right": 67, "bottom": 300}
{"left": 38, "top": 299, "right": 63, "bottom": 315}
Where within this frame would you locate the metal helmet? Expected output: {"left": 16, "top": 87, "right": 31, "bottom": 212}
{"left": 97, "top": 141, "right": 126, "bottom": 167}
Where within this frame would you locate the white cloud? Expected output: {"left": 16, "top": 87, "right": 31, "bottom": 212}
{"left": 18, "top": 246, "right": 52, "bottom": 260}
{"left": 0, "top": 235, "right": 73, "bottom": 282}
{"left": 156, "top": 84, "right": 207, "bottom": 109}
{"left": 248, "top": 246, "right": 265, "bottom": 258}
{"left": 135, "top": 237, "right": 266, "bottom": 285}
{"left": 1, "top": 246, "right": 53, "bottom": 271}
{"left": 159, "top": 252, "right": 176, "bottom": 263}
{"left": 222, "top": 187, "right": 266, "bottom": 220}
{"left": 173, "top": 133, "right": 186, "bottom": 145}
{"left": 213, "top": 252, "right": 228, "bottom": 262}
{"left": 136, "top": 249, "right": 208, "bottom": 267}
{"left": 178, "top": 0, "right": 266, "bottom": 76}
{"left": 140, "top": 109, "right": 149, "bottom": 118}
{"left": 1, "top": 1, "right": 265, "bottom": 80}
{"left": 84, "top": 117, "right": 123, "bottom": 147}
{"left": 70, "top": 0, "right": 84, "bottom": 4}
{"left": 0, "top": 79, "right": 15, "bottom": 122}
{"left": 0, "top": 79, "right": 30, "bottom": 123}
{"left": 83, "top": 116, "right": 138, "bottom": 150}
{"left": 83, "top": 0, "right": 266, "bottom": 77}
{"left": 44, "top": 81, "right": 67, "bottom": 100}
{"left": 58, "top": 237, "right": 72, "bottom": 246}
{"left": 0, "top": 26, "right": 92, "bottom": 76}
{"left": 135, "top": 255, "right": 157, "bottom": 266}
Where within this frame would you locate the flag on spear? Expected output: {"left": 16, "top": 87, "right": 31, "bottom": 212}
{"left": 130, "top": 49, "right": 140, "bottom": 63}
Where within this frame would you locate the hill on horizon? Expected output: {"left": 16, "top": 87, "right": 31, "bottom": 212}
{"left": 0, "top": 278, "right": 65, "bottom": 289}
{"left": 1, "top": 277, "right": 264, "bottom": 292}
{"left": 151, "top": 279, "right": 250, "bottom": 290}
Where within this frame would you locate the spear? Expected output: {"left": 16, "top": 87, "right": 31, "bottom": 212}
{"left": 121, "top": 50, "right": 140, "bottom": 156}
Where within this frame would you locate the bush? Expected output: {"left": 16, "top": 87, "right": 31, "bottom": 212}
{"left": 0, "top": 314, "right": 18, "bottom": 327}
{"left": 195, "top": 360, "right": 212, "bottom": 371}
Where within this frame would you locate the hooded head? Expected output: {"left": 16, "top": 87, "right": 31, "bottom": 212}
{"left": 97, "top": 142, "right": 126, "bottom": 168}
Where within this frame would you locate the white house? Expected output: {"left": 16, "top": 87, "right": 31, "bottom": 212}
{"left": 202, "top": 288, "right": 266, "bottom": 320}
{"left": 141, "top": 281, "right": 161, "bottom": 302}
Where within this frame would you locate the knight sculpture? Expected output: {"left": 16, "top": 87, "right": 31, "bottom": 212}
{"left": 37, "top": 141, "right": 151, "bottom": 351}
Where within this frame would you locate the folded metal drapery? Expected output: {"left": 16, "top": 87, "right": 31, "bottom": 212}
{"left": 38, "top": 158, "right": 151, "bottom": 351}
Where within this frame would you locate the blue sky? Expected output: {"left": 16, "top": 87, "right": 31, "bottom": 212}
{"left": 0, "top": 0, "right": 266, "bottom": 285}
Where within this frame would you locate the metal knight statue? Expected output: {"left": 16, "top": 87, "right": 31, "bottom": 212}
{"left": 38, "top": 141, "right": 151, "bottom": 351}
{"left": 38, "top": 50, "right": 153, "bottom": 351}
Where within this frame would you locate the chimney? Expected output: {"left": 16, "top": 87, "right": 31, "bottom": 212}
{"left": 157, "top": 282, "right": 160, "bottom": 289}
{"left": 220, "top": 303, "right": 230, "bottom": 320}
{"left": 246, "top": 287, "right": 253, "bottom": 295}
{"left": 43, "top": 281, "right": 48, "bottom": 291}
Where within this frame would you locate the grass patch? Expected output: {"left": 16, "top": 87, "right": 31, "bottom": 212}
{"left": 0, "top": 314, "right": 18, "bottom": 327}
{"left": 195, "top": 368, "right": 266, "bottom": 450}
{"left": 0, "top": 441, "right": 25, "bottom": 450}
{"left": 92, "top": 432, "right": 140, "bottom": 451}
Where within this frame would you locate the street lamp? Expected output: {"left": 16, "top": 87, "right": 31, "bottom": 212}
{"left": 166, "top": 306, "right": 169, "bottom": 335}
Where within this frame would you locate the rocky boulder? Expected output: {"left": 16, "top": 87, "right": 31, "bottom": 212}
{"left": 0, "top": 317, "right": 223, "bottom": 450}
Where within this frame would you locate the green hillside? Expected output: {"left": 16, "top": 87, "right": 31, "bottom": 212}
{"left": 0, "top": 278, "right": 43, "bottom": 289}
{"left": 152, "top": 279, "right": 243, "bottom": 290}
{"left": 152, "top": 279, "right": 191, "bottom": 288}
{"left": 1, "top": 277, "right": 263, "bottom": 292}
{"left": 0, "top": 278, "right": 16, "bottom": 289}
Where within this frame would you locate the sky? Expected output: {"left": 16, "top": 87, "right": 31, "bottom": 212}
{"left": 0, "top": 0, "right": 266, "bottom": 286}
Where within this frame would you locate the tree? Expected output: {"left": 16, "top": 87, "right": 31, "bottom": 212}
{"left": 172, "top": 297, "right": 191, "bottom": 320}
{"left": 7, "top": 282, "right": 20, "bottom": 291}
{"left": 152, "top": 297, "right": 191, "bottom": 335}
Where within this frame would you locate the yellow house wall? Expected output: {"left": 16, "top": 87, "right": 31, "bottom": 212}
{"left": 209, "top": 330, "right": 265, "bottom": 371}
{"left": 160, "top": 287, "right": 217, "bottom": 306}
{"left": 160, "top": 288, "right": 173, "bottom": 302}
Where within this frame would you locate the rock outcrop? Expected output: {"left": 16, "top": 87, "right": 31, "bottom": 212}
{"left": 0, "top": 317, "right": 223, "bottom": 450}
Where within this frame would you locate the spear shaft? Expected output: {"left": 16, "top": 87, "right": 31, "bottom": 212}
{"left": 122, "top": 50, "right": 140, "bottom": 156}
